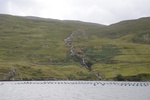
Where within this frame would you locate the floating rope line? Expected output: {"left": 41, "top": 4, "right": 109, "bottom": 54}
{"left": 1, "top": 81, "right": 149, "bottom": 87}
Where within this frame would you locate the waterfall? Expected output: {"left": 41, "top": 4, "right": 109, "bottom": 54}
{"left": 64, "top": 29, "right": 90, "bottom": 69}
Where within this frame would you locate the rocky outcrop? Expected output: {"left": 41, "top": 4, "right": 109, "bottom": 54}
{"left": 7, "top": 68, "right": 20, "bottom": 80}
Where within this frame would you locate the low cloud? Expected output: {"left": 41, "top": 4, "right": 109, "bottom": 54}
{"left": 0, "top": 0, "right": 150, "bottom": 25}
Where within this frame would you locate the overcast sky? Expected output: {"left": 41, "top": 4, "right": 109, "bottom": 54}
{"left": 0, "top": 0, "right": 150, "bottom": 25}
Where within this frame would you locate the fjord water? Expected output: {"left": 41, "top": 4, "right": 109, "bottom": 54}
{"left": 0, "top": 81, "right": 150, "bottom": 100}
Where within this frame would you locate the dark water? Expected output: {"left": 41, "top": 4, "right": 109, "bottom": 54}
{"left": 0, "top": 81, "right": 150, "bottom": 100}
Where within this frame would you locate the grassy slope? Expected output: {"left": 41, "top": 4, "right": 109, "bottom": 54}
{"left": 91, "top": 37, "right": 150, "bottom": 81}
{"left": 0, "top": 14, "right": 104, "bottom": 80}
{"left": 0, "top": 14, "right": 150, "bottom": 81}
{"left": 91, "top": 17, "right": 150, "bottom": 81}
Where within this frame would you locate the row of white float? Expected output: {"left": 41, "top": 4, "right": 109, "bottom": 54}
{"left": 0, "top": 81, "right": 149, "bottom": 86}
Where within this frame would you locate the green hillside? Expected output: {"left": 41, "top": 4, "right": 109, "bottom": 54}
{"left": 0, "top": 14, "right": 150, "bottom": 81}
{"left": 98, "top": 17, "right": 150, "bottom": 44}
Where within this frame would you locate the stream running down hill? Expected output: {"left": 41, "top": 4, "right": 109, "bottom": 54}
{"left": 64, "top": 30, "right": 102, "bottom": 80}
{"left": 64, "top": 29, "right": 91, "bottom": 69}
